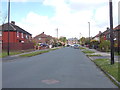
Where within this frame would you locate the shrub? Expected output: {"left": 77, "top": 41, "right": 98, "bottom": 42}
{"left": 99, "top": 40, "right": 110, "bottom": 52}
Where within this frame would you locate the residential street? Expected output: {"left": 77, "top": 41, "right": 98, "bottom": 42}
{"left": 2, "top": 47, "right": 117, "bottom": 88}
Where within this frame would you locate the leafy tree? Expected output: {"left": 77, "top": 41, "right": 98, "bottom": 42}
{"left": 59, "top": 37, "right": 67, "bottom": 43}
{"left": 80, "top": 37, "right": 86, "bottom": 44}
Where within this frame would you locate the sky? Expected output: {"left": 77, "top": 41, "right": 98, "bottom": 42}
{"left": 1, "top": 0, "right": 120, "bottom": 39}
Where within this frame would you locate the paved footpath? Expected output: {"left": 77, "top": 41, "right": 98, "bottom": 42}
{"left": 2, "top": 47, "right": 117, "bottom": 88}
{"left": 81, "top": 47, "right": 119, "bottom": 62}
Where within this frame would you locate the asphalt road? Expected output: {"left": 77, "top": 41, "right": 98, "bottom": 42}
{"left": 2, "top": 47, "right": 117, "bottom": 88}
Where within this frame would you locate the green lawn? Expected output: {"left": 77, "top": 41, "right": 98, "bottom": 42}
{"left": 93, "top": 59, "right": 119, "bottom": 82}
{"left": 87, "top": 54, "right": 101, "bottom": 57}
{"left": 0, "top": 51, "right": 22, "bottom": 58}
{"left": 0, "top": 48, "right": 60, "bottom": 58}
{"left": 20, "top": 50, "right": 50, "bottom": 57}
{"left": 79, "top": 47, "right": 86, "bottom": 49}
{"left": 20, "top": 48, "right": 60, "bottom": 57}
{"left": 114, "top": 52, "right": 120, "bottom": 56}
{"left": 82, "top": 50, "right": 95, "bottom": 54}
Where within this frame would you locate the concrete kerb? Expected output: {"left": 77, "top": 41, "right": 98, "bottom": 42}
{"left": 81, "top": 46, "right": 120, "bottom": 87}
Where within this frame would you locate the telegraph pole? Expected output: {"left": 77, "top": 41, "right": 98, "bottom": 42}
{"left": 56, "top": 28, "right": 58, "bottom": 39}
{"left": 56, "top": 28, "right": 58, "bottom": 47}
{"left": 88, "top": 22, "right": 90, "bottom": 48}
{"left": 109, "top": 0, "right": 114, "bottom": 64}
{"left": 7, "top": 0, "right": 10, "bottom": 56}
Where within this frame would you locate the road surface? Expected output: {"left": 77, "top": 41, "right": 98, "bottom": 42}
{"left": 2, "top": 47, "right": 117, "bottom": 88}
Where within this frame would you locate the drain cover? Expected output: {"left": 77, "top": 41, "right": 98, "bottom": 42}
{"left": 41, "top": 79, "right": 60, "bottom": 84}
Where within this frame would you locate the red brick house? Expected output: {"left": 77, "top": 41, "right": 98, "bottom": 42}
{"left": 92, "top": 25, "right": 120, "bottom": 52}
{"left": 0, "top": 21, "right": 34, "bottom": 50}
{"left": 113, "top": 25, "right": 120, "bottom": 52}
{"left": 33, "top": 32, "right": 54, "bottom": 45}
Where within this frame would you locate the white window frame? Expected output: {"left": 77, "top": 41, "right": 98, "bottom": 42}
{"left": 39, "top": 38, "right": 41, "bottom": 40}
{"left": 26, "top": 35, "right": 28, "bottom": 39}
{"left": 0, "top": 31, "right": 2, "bottom": 36}
{"left": 21, "top": 33, "right": 24, "bottom": 38}
{"left": 17, "top": 31, "right": 19, "bottom": 37}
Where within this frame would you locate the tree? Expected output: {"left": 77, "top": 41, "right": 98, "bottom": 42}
{"left": 80, "top": 37, "right": 86, "bottom": 44}
{"left": 59, "top": 37, "right": 67, "bottom": 43}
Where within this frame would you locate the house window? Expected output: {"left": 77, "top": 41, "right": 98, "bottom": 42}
{"left": 21, "top": 33, "right": 24, "bottom": 38}
{"left": 26, "top": 35, "right": 28, "bottom": 39}
{"left": 39, "top": 38, "right": 41, "bottom": 40}
{"left": 17, "top": 31, "right": 19, "bottom": 37}
{"left": 0, "top": 31, "right": 2, "bottom": 36}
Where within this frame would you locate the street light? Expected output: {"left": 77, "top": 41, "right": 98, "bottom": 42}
{"left": 7, "top": 0, "right": 10, "bottom": 56}
{"left": 56, "top": 28, "right": 58, "bottom": 47}
{"left": 88, "top": 22, "right": 90, "bottom": 48}
{"left": 56, "top": 28, "right": 58, "bottom": 39}
{"left": 109, "top": 0, "right": 114, "bottom": 64}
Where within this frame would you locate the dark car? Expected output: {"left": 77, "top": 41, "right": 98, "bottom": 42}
{"left": 74, "top": 44, "right": 79, "bottom": 49}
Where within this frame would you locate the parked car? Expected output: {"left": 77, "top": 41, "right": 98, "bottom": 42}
{"left": 74, "top": 44, "right": 80, "bottom": 49}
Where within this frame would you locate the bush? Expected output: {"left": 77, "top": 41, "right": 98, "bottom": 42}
{"left": 99, "top": 40, "right": 110, "bottom": 52}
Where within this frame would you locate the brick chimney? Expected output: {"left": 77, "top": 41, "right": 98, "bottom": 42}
{"left": 11, "top": 21, "right": 15, "bottom": 25}
{"left": 107, "top": 27, "right": 109, "bottom": 30}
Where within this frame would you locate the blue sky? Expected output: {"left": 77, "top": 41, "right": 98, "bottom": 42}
{"left": 2, "top": 2, "right": 55, "bottom": 22}
{"left": 1, "top": 0, "right": 119, "bottom": 38}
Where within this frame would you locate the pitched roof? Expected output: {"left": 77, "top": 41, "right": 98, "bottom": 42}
{"left": 0, "top": 22, "right": 32, "bottom": 35}
{"left": 114, "top": 24, "right": 120, "bottom": 30}
{"left": 34, "top": 32, "right": 52, "bottom": 39}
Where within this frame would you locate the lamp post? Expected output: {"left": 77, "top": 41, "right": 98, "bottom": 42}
{"left": 56, "top": 28, "right": 58, "bottom": 39}
{"left": 56, "top": 28, "right": 58, "bottom": 47}
{"left": 88, "top": 22, "right": 90, "bottom": 48}
{"left": 109, "top": 0, "right": 114, "bottom": 64}
{"left": 7, "top": 0, "right": 10, "bottom": 56}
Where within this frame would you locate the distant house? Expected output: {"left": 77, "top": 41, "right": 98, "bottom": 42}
{"left": 0, "top": 21, "right": 34, "bottom": 50}
{"left": 33, "top": 32, "right": 54, "bottom": 45}
{"left": 67, "top": 38, "right": 78, "bottom": 45}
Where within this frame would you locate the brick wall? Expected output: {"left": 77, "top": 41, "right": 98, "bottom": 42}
{"left": 2, "top": 43, "right": 34, "bottom": 51}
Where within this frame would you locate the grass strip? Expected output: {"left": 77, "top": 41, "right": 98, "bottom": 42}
{"left": 87, "top": 54, "right": 101, "bottom": 57}
{"left": 93, "top": 59, "right": 119, "bottom": 82}
{"left": 0, "top": 51, "right": 22, "bottom": 58}
{"left": 79, "top": 47, "right": 86, "bottom": 49}
{"left": 114, "top": 52, "right": 120, "bottom": 56}
{"left": 82, "top": 50, "right": 95, "bottom": 54}
{"left": 20, "top": 50, "right": 50, "bottom": 57}
{"left": 20, "top": 48, "right": 60, "bottom": 57}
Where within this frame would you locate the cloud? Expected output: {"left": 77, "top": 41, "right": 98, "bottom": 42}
{"left": 17, "top": 12, "right": 57, "bottom": 37}
{"left": 17, "top": 0, "right": 119, "bottom": 39}
{"left": 2, "top": 0, "right": 44, "bottom": 2}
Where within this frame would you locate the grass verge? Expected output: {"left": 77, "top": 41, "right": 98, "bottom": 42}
{"left": 87, "top": 54, "right": 101, "bottom": 57}
{"left": 114, "top": 52, "right": 120, "bottom": 56}
{"left": 93, "top": 58, "right": 120, "bottom": 86}
{"left": 20, "top": 50, "right": 50, "bottom": 57}
{"left": 0, "top": 51, "right": 22, "bottom": 58}
{"left": 79, "top": 47, "right": 86, "bottom": 49}
{"left": 20, "top": 48, "right": 60, "bottom": 57}
{"left": 82, "top": 50, "right": 95, "bottom": 54}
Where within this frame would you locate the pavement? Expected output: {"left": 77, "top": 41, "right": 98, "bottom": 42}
{"left": 81, "top": 47, "right": 119, "bottom": 63}
{"left": 2, "top": 47, "right": 117, "bottom": 88}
